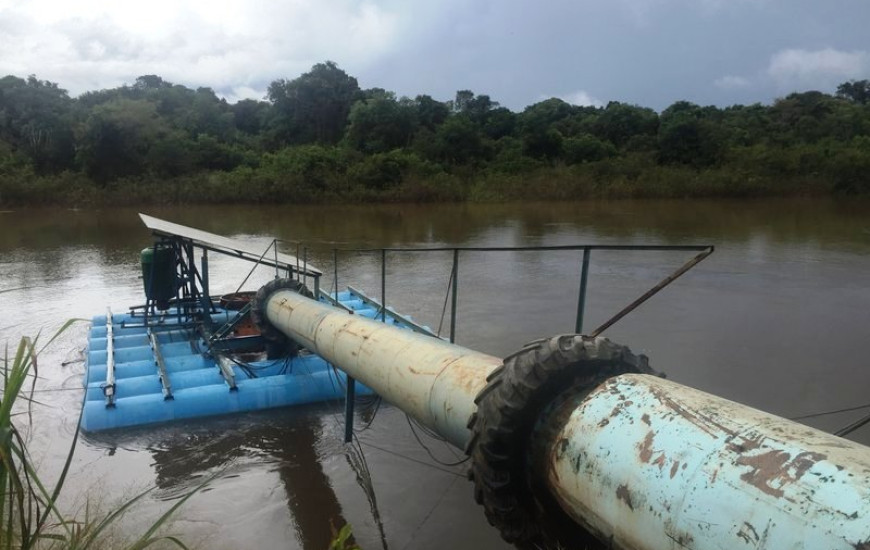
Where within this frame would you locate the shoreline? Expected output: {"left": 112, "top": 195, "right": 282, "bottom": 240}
{"left": 0, "top": 166, "right": 847, "bottom": 208}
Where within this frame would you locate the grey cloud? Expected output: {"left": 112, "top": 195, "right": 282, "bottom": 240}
{"left": 54, "top": 17, "right": 144, "bottom": 62}
{"left": 0, "top": 0, "right": 868, "bottom": 110}
{"left": 767, "top": 48, "right": 869, "bottom": 88}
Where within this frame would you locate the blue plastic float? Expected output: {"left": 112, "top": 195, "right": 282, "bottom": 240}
{"left": 81, "top": 215, "right": 436, "bottom": 431}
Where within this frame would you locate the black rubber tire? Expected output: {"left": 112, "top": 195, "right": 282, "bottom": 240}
{"left": 250, "top": 278, "right": 313, "bottom": 357}
{"left": 465, "top": 335, "right": 658, "bottom": 549}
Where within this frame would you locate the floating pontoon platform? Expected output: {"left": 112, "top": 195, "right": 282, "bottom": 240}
{"left": 81, "top": 216, "right": 435, "bottom": 431}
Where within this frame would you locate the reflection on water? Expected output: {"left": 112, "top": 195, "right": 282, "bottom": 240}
{"left": 2, "top": 198, "right": 870, "bottom": 549}
{"left": 85, "top": 407, "right": 351, "bottom": 550}
{"left": 2, "top": 198, "right": 870, "bottom": 255}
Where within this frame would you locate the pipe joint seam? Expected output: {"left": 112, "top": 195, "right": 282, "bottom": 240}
{"left": 251, "top": 278, "right": 313, "bottom": 356}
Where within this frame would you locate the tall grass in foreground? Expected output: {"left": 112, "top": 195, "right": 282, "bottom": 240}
{"left": 0, "top": 323, "right": 204, "bottom": 549}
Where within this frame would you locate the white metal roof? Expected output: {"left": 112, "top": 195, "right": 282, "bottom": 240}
{"left": 139, "top": 213, "right": 322, "bottom": 276}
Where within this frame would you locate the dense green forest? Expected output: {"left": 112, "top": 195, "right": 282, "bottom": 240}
{"left": 1, "top": 61, "right": 869, "bottom": 205}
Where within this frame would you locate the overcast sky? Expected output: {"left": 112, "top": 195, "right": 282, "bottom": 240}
{"left": 1, "top": 0, "right": 868, "bottom": 111}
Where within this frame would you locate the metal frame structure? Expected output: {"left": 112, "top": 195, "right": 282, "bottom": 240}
{"left": 328, "top": 244, "right": 714, "bottom": 341}
{"left": 323, "top": 243, "right": 712, "bottom": 444}
{"left": 128, "top": 214, "right": 323, "bottom": 331}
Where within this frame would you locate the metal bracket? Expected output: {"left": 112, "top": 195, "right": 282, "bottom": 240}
{"left": 209, "top": 302, "right": 253, "bottom": 342}
{"left": 344, "top": 374, "right": 356, "bottom": 443}
{"left": 148, "top": 328, "right": 173, "bottom": 400}
{"left": 104, "top": 308, "right": 116, "bottom": 408}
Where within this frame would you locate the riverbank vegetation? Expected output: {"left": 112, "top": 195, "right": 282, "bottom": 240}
{"left": 1, "top": 63, "right": 869, "bottom": 206}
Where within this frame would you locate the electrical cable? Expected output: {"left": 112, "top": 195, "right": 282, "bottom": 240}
{"left": 790, "top": 402, "right": 870, "bottom": 421}
{"left": 408, "top": 414, "right": 465, "bottom": 462}
{"left": 357, "top": 441, "right": 465, "bottom": 477}
{"left": 321, "top": 388, "right": 463, "bottom": 477}
{"left": 400, "top": 474, "right": 459, "bottom": 550}
{"left": 222, "top": 354, "right": 292, "bottom": 379}
{"left": 345, "top": 433, "right": 389, "bottom": 550}
{"left": 355, "top": 396, "right": 382, "bottom": 431}
{"left": 407, "top": 415, "right": 447, "bottom": 442}
{"left": 306, "top": 284, "right": 466, "bottom": 475}
{"left": 405, "top": 415, "right": 468, "bottom": 467}
{"left": 328, "top": 361, "right": 384, "bottom": 433}
{"left": 328, "top": 362, "right": 344, "bottom": 393}
{"left": 836, "top": 412, "right": 870, "bottom": 438}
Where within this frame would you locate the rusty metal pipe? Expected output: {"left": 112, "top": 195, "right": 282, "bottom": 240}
{"left": 263, "top": 288, "right": 501, "bottom": 448}
{"left": 543, "top": 373, "right": 870, "bottom": 549}
{"left": 263, "top": 289, "right": 870, "bottom": 549}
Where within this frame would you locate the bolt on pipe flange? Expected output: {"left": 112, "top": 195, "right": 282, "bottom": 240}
{"left": 465, "top": 335, "right": 659, "bottom": 548}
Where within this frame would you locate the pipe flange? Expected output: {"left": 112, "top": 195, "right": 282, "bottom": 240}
{"left": 465, "top": 335, "right": 659, "bottom": 548}
{"left": 251, "top": 278, "right": 313, "bottom": 356}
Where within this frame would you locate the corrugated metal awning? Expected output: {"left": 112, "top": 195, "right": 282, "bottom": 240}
{"left": 139, "top": 213, "right": 322, "bottom": 276}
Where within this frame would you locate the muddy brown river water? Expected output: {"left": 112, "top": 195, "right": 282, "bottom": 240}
{"left": 1, "top": 199, "right": 869, "bottom": 549}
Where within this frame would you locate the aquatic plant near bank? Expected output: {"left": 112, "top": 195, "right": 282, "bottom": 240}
{"left": 0, "top": 325, "right": 202, "bottom": 549}
{"left": 328, "top": 522, "right": 360, "bottom": 550}
{"left": 0, "top": 150, "right": 854, "bottom": 207}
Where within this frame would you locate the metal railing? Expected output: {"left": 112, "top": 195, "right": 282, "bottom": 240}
{"left": 327, "top": 244, "right": 714, "bottom": 343}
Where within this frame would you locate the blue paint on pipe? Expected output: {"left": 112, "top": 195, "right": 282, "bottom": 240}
{"left": 546, "top": 373, "right": 870, "bottom": 550}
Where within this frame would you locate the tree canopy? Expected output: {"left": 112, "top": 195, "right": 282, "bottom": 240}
{"left": 266, "top": 61, "right": 361, "bottom": 145}
{"left": 1, "top": 62, "right": 869, "bottom": 204}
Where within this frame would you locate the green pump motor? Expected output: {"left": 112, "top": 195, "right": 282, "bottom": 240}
{"left": 141, "top": 245, "right": 178, "bottom": 310}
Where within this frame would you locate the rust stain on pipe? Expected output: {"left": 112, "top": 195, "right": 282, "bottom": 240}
{"left": 546, "top": 374, "right": 870, "bottom": 550}
{"left": 736, "top": 450, "right": 826, "bottom": 499}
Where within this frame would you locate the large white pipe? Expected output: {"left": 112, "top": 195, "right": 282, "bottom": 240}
{"left": 263, "top": 287, "right": 501, "bottom": 448}
{"left": 262, "top": 287, "right": 870, "bottom": 549}
{"left": 542, "top": 373, "right": 870, "bottom": 550}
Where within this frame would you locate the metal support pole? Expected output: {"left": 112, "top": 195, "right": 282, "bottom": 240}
{"left": 234, "top": 240, "right": 278, "bottom": 295}
{"left": 589, "top": 247, "right": 713, "bottom": 338}
{"left": 201, "top": 249, "right": 209, "bottom": 301}
{"left": 450, "top": 248, "right": 459, "bottom": 343}
{"left": 381, "top": 248, "right": 387, "bottom": 322}
{"left": 200, "top": 248, "right": 212, "bottom": 323}
{"left": 303, "top": 247, "right": 308, "bottom": 290}
{"left": 333, "top": 248, "right": 339, "bottom": 298}
{"left": 186, "top": 241, "right": 196, "bottom": 302}
{"left": 177, "top": 240, "right": 187, "bottom": 324}
{"left": 273, "top": 239, "right": 279, "bottom": 279}
{"left": 575, "top": 248, "right": 590, "bottom": 334}
{"left": 344, "top": 375, "right": 356, "bottom": 443}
